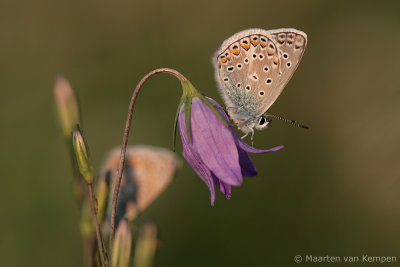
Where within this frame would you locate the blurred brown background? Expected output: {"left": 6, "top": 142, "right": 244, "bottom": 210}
{"left": 1, "top": 0, "right": 400, "bottom": 266}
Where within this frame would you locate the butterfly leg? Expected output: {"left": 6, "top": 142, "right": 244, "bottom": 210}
{"left": 250, "top": 128, "right": 255, "bottom": 146}
{"left": 241, "top": 128, "right": 255, "bottom": 146}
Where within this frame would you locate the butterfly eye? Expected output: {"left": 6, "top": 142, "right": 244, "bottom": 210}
{"left": 258, "top": 116, "right": 267, "bottom": 126}
{"left": 257, "top": 115, "right": 271, "bottom": 129}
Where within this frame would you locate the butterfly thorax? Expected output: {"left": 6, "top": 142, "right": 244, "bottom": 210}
{"left": 226, "top": 105, "right": 260, "bottom": 134}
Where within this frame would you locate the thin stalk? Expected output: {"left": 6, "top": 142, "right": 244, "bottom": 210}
{"left": 88, "top": 183, "right": 108, "bottom": 267}
{"left": 109, "top": 68, "right": 188, "bottom": 255}
{"left": 68, "top": 139, "right": 94, "bottom": 267}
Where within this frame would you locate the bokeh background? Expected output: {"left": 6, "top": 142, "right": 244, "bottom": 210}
{"left": 1, "top": 0, "right": 400, "bottom": 266}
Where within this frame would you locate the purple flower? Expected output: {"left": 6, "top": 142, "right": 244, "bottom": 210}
{"left": 177, "top": 93, "right": 283, "bottom": 205}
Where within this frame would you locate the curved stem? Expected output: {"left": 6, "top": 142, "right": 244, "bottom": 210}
{"left": 109, "top": 68, "right": 189, "bottom": 255}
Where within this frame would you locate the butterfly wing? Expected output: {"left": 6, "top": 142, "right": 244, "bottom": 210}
{"left": 102, "top": 145, "right": 181, "bottom": 224}
{"left": 213, "top": 29, "right": 272, "bottom": 122}
{"left": 213, "top": 28, "right": 307, "bottom": 120}
{"left": 260, "top": 28, "right": 307, "bottom": 114}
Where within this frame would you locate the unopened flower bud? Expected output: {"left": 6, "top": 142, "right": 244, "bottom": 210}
{"left": 133, "top": 221, "right": 157, "bottom": 267}
{"left": 72, "top": 128, "right": 93, "bottom": 184}
{"left": 112, "top": 219, "right": 132, "bottom": 267}
{"left": 54, "top": 75, "right": 80, "bottom": 139}
{"left": 95, "top": 178, "right": 108, "bottom": 224}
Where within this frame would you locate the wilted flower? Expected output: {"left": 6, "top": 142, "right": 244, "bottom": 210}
{"left": 176, "top": 81, "right": 283, "bottom": 205}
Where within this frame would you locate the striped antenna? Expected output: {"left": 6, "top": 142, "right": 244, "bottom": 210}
{"left": 266, "top": 114, "right": 309, "bottom": 129}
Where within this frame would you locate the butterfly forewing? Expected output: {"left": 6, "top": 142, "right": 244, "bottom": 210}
{"left": 213, "top": 28, "right": 307, "bottom": 132}
{"left": 215, "top": 31, "right": 279, "bottom": 118}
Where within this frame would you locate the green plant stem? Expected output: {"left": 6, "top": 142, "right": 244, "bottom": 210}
{"left": 109, "top": 68, "right": 188, "bottom": 256}
{"left": 88, "top": 183, "right": 108, "bottom": 267}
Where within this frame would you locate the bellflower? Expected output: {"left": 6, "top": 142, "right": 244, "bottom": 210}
{"left": 174, "top": 81, "right": 283, "bottom": 205}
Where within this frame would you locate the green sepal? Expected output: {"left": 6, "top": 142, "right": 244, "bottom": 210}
{"left": 180, "top": 81, "right": 196, "bottom": 144}
{"left": 184, "top": 95, "right": 192, "bottom": 144}
{"left": 173, "top": 100, "right": 184, "bottom": 152}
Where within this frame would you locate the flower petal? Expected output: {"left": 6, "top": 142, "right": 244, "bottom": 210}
{"left": 237, "top": 146, "right": 258, "bottom": 177}
{"left": 183, "top": 149, "right": 216, "bottom": 206}
{"left": 206, "top": 97, "right": 284, "bottom": 154}
{"left": 212, "top": 175, "right": 231, "bottom": 199}
{"left": 190, "top": 99, "right": 242, "bottom": 186}
{"left": 236, "top": 137, "right": 284, "bottom": 154}
{"left": 179, "top": 108, "right": 216, "bottom": 205}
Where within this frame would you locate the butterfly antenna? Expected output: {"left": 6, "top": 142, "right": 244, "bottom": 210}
{"left": 266, "top": 114, "right": 309, "bottom": 129}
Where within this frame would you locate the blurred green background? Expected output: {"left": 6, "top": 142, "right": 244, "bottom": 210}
{"left": 1, "top": 0, "right": 400, "bottom": 266}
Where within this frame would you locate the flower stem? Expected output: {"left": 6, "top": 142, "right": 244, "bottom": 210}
{"left": 88, "top": 183, "right": 108, "bottom": 267}
{"left": 109, "top": 68, "right": 189, "bottom": 256}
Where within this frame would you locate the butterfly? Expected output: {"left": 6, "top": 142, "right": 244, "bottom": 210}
{"left": 213, "top": 28, "right": 307, "bottom": 141}
{"left": 98, "top": 145, "right": 181, "bottom": 227}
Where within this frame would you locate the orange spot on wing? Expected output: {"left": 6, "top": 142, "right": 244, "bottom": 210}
{"left": 232, "top": 48, "right": 240, "bottom": 55}
{"left": 273, "top": 58, "right": 279, "bottom": 64}
{"left": 260, "top": 41, "right": 267, "bottom": 47}
{"left": 226, "top": 56, "right": 230, "bottom": 61}
{"left": 241, "top": 43, "right": 250, "bottom": 50}
{"left": 267, "top": 49, "right": 274, "bottom": 55}
{"left": 221, "top": 58, "right": 227, "bottom": 63}
{"left": 251, "top": 40, "right": 258, "bottom": 46}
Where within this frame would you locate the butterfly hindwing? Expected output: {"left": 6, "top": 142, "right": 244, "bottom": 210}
{"left": 261, "top": 29, "right": 307, "bottom": 113}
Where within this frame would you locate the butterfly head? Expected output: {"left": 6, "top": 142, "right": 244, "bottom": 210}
{"left": 254, "top": 114, "right": 271, "bottom": 131}
{"left": 230, "top": 112, "right": 271, "bottom": 134}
